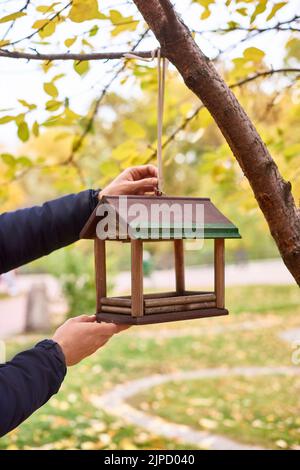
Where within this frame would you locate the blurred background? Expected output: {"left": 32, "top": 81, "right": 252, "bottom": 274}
{"left": 0, "top": 0, "right": 300, "bottom": 450}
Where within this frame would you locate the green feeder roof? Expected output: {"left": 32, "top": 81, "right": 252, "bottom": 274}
{"left": 80, "top": 195, "right": 241, "bottom": 240}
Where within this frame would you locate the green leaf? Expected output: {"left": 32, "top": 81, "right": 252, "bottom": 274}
{"left": 17, "top": 156, "right": 32, "bottom": 167}
{"left": 73, "top": 60, "right": 90, "bottom": 76}
{"left": 69, "top": 0, "right": 106, "bottom": 23}
{"left": 89, "top": 25, "right": 99, "bottom": 37}
{"left": 15, "top": 113, "right": 25, "bottom": 125}
{"left": 1, "top": 153, "right": 15, "bottom": 166}
{"left": 17, "top": 121, "right": 30, "bottom": 142}
{"left": 65, "top": 37, "right": 77, "bottom": 48}
{"left": 267, "top": 2, "right": 287, "bottom": 21}
{"left": 283, "top": 143, "right": 300, "bottom": 161}
{"left": 0, "top": 12, "right": 26, "bottom": 24}
{"left": 0, "top": 115, "right": 15, "bottom": 124}
{"left": 82, "top": 38, "right": 93, "bottom": 48}
{"left": 44, "top": 82, "right": 59, "bottom": 98}
{"left": 18, "top": 99, "right": 37, "bottom": 110}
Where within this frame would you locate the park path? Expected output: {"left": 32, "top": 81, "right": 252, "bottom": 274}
{"left": 91, "top": 366, "right": 300, "bottom": 451}
{"left": 115, "top": 258, "right": 295, "bottom": 292}
{"left": 91, "top": 323, "right": 300, "bottom": 450}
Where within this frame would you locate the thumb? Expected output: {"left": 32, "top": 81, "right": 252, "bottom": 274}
{"left": 92, "top": 322, "right": 130, "bottom": 336}
{"left": 72, "top": 314, "right": 97, "bottom": 323}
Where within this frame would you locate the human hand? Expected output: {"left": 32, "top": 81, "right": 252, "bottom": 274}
{"left": 99, "top": 165, "right": 158, "bottom": 198}
{"left": 52, "top": 315, "right": 129, "bottom": 366}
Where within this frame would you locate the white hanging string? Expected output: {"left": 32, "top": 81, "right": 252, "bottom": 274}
{"left": 123, "top": 48, "right": 168, "bottom": 195}
{"left": 156, "top": 48, "right": 167, "bottom": 195}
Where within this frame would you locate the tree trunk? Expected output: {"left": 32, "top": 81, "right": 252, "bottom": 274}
{"left": 133, "top": 0, "right": 300, "bottom": 286}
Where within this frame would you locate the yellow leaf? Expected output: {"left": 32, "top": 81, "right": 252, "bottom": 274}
{"left": 46, "top": 100, "right": 62, "bottom": 111}
{"left": 111, "top": 141, "right": 138, "bottom": 161}
{"left": 18, "top": 99, "right": 36, "bottom": 110}
{"left": 43, "top": 82, "right": 58, "bottom": 98}
{"left": 0, "top": 12, "right": 26, "bottom": 24}
{"left": 0, "top": 115, "right": 15, "bottom": 124}
{"left": 109, "top": 9, "right": 123, "bottom": 23}
{"left": 32, "top": 121, "right": 39, "bottom": 137}
{"left": 73, "top": 60, "right": 90, "bottom": 76}
{"left": 69, "top": 0, "right": 105, "bottom": 23}
{"left": 36, "top": 3, "right": 60, "bottom": 13}
{"left": 17, "top": 121, "right": 29, "bottom": 142}
{"left": 111, "top": 21, "right": 138, "bottom": 36}
{"left": 41, "top": 60, "right": 53, "bottom": 73}
{"left": 123, "top": 119, "right": 146, "bottom": 139}
{"left": 243, "top": 47, "right": 265, "bottom": 62}
{"left": 201, "top": 8, "right": 211, "bottom": 20}
{"left": 250, "top": 0, "right": 267, "bottom": 24}
{"left": 267, "top": 2, "right": 287, "bottom": 21}
{"left": 109, "top": 10, "right": 138, "bottom": 36}
{"left": 65, "top": 37, "right": 77, "bottom": 48}
{"left": 32, "top": 19, "right": 56, "bottom": 38}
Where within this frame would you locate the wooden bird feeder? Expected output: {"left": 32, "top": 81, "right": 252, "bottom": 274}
{"left": 80, "top": 195, "right": 241, "bottom": 325}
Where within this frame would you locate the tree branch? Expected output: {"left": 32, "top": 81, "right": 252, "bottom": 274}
{"left": 134, "top": 0, "right": 300, "bottom": 285}
{"left": 232, "top": 68, "right": 300, "bottom": 87}
{"left": 1, "top": 0, "right": 31, "bottom": 41}
{"left": 193, "top": 14, "right": 300, "bottom": 35}
{"left": 66, "top": 28, "right": 150, "bottom": 163}
{"left": 8, "top": 1, "right": 72, "bottom": 46}
{"left": 0, "top": 49, "right": 160, "bottom": 61}
{"left": 145, "top": 68, "right": 300, "bottom": 163}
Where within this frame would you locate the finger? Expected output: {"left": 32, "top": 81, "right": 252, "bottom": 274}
{"left": 130, "top": 177, "right": 158, "bottom": 193}
{"left": 128, "top": 165, "right": 158, "bottom": 181}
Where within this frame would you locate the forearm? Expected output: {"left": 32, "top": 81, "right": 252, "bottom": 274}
{"left": 0, "top": 189, "right": 99, "bottom": 274}
{"left": 0, "top": 340, "right": 66, "bottom": 437}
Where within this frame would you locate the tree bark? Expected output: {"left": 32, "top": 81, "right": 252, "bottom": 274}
{"left": 133, "top": 0, "right": 300, "bottom": 286}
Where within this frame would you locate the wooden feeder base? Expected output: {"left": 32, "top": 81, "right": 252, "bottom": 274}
{"left": 96, "top": 308, "right": 228, "bottom": 325}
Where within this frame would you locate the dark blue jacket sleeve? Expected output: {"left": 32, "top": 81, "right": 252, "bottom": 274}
{"left": 0, "top": 340, "right": 67, "bottom": 437}
{"left": 0, "top": 189, "right": 98, "bottom": 436}
{"left": 0, "top": 189, "right": 99, "bottom": 274}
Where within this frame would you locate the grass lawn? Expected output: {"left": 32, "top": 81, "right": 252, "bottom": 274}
{"left": 0, "top": 285, "right": 299, "bottom": 449}
{"left": 130, "top": 375, "right": 300, "bottom": 449}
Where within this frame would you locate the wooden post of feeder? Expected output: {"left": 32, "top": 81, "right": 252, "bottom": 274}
{"left": 94, "top": 239, "right": 106, "bottom": 314}
{"left": 174, "top": 239, "right": 185, "bottom": 293}
{"left": 131, "top": 239, "right": 144, "bottom": 317}
{"left": 214, "top": 238, "right": 225, "bottom": 308}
